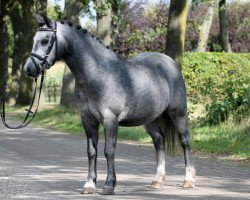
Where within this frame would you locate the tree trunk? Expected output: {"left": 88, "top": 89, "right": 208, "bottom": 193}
{"left": 9, "top": 0, "right": 46, "bottom": 106}
{"left": 0, "top": 0, "right": 9, "bottom": 98}
{"left": 165, "top": 0, "right": 189, "bottom": 69}
{"left": 96, "top": 0, "right": 113, "bottom": 46}
{"left": 8, "top": 5, "right": 24, "bottom": 105}
{"left": 196, "top": 0, "right": 217, "bottom": 52}
{"left": 60, "top": 0, "right": 80, "bottom": 108}
{"left": 219, "top": 0, "right": 231, "bottom": 52}
{"left": 16, "top": 0, "right": 36, "bottom": 105}
{"left": 34, "top": 0, "right": 47, "bottom": 106}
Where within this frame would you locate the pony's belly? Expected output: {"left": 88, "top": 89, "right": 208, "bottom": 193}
{"left": 118, "top": 111, "right": 163, "bottom": 126}
{"left": 118, "top": 118, "right": 152, "bottom": 127}
{"left": 117, "top": 96, "right": 169, "bottom": 126}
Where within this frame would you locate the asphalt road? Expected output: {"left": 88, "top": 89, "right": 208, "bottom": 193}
{"left": 0, "top": 123, "right": 249, "bottom": 200}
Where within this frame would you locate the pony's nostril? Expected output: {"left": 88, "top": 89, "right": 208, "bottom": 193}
{"left": 26, "top": 67, "right": 34, "bottom": 77}
{"left": 27, "top": 67, "right": 32, "bottom": 76}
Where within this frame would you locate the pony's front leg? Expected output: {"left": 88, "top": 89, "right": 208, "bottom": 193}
{"left": 81, "top": 117, "right": 99, "bottom": 194}
{"left": 102, "top": 114, "right": 118, "bottom": 195}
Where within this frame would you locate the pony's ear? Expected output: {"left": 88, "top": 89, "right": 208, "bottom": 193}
{"left": 36, "top": 13, "right": 53, "bottom": 28}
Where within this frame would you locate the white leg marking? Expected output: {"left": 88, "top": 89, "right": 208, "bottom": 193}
{"left": 184, "top": 165, "right": 196, "bottom": 182}
{"left": 154, "top": 150, "right": 166, "bottom": 182}
{"left": 84, "top": 179, "right": 96, "bottom": 189}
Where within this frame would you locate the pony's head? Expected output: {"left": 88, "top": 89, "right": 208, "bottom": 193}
{"left": 24, "top": 14, "right": 58, "bottom": 78}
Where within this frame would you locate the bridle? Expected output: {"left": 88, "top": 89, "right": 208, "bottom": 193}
{"left": 0, "top": 21, "right": 58, "bottom": 129}
{"left": 30, "top": 21, "right": 58, "bottom": 74}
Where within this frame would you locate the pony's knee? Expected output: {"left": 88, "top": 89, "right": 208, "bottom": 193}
{"left": 88, "top": 147, "right": 97, "bottom": 160}
{"left": 104, "top": 147, "right": 115, "bottom": 159}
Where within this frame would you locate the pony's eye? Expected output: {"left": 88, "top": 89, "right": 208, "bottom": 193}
{"left": 41, "top": 39, "right": 49, "bottom": 45}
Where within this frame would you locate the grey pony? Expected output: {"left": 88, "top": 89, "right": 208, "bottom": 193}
{"left": 24, "top": 14, "right": 196, "bottom": 195}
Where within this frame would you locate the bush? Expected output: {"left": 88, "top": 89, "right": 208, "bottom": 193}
{"left": 183, "top": 53, "right": 250, "bottom": 125}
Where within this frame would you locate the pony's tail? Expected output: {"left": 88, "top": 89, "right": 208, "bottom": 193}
{"left": 158, "top": 112, "right": 178, "bottom": 156}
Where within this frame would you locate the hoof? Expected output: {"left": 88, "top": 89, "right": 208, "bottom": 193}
{"left": 183, "top": 180, "right": 195, "bottom": 188}
{"left": 81, "top": 187, "right": 95, "bottom": 194}
{"left": 151, "top": 181, "right": 163, "bottom": 189}
{"left": 101, "top": 187, "right": 115, "bottom": 195}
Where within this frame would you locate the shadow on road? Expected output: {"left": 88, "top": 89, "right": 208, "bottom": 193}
{"left": 0, "top": 126, "right": 249, "bottom": 199}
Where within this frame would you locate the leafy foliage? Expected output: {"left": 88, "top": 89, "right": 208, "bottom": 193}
{"left": 47, "top": 3, "right": 64, "bottom": 20}
{"left": 183, "top": 52, "right": 250, "bottom": 124}
{"left": 186, "top": 1, "right": 250, "bottom": 52}
{"left": 114, "top": 1, "right": 250, "bottom": 56}
{"left": 114, "top": 1, "right": 168, "bottom": 57}
{"left": 227, "top": 2, "right": 250, "bottom": 52}
{"left": 94, "top": 0, "right": 112, "bottom": 16}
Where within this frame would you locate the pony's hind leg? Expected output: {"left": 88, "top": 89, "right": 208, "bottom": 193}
{"left": 81, "top": 117, "right": 99, "bottom": 194}
{"left": 167, "top": 108, "right": 196, "bottom": 188}
{"left": 145, "top": 119, "right": 166, "bottom": 189}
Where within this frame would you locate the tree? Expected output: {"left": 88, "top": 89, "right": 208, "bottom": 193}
{"left": 226, "top": 1, "right": 250, "bottom": 52}
{"left": 34, "top": 0, "right": 47, "bottom": 106}
{"left": 60, "top": 0, "right": 80, "bottom": 108}
{"left": 7, "top": 0, "right": 47, "bottom": 105}
{"left": 165, "top": 0, "right": 189, "bottom": 69}
{"left": 96, "top": 0, "right": 113, "bottom": 46}
{"left": 8, "top": 3, "right": 24, "bottom": 105}
{"left": 196, "top": 0, "right": 217, "bottom": 52}
{"left": 15, "top": 0, "right": 36, "bottom": 105}
{"left": 219, "top": 0, "right": 231, "bottom": 52}
{"left": 114, "top": 1, "right": 249, "bottom": 54}
{"left": 113, "top": 1, "right": 168, "bottom": 57}
{"left": 0, "top": 0, "right": 9, "bottom": 98}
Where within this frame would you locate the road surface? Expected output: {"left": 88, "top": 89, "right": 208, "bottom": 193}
{"left": 0, "top": 123, "right": 249, "bottom": 200}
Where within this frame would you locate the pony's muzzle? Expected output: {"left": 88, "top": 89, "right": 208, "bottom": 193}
{"left": 24, "top": 58, "right": 41, "bottom": 78}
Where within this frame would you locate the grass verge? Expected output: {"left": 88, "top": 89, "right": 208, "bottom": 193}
{"left": 10, "top": 106, "right": 250, "bottom": 162}
{"left": 191, "top": 123, "right": 249, "bottom": 161}
{"left": 19, "top": 106, "right": 150, "bottom": 142}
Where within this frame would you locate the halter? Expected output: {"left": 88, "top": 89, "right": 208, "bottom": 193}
{"left": 30, "top": 22, "right": 58, "bottom": 73}
{"left": 0, "top": 21, "right": 58, "bottom": 129}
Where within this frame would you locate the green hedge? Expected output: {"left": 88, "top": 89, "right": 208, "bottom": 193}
{"left": 182, "top": 52, "right": 250, "bottom": 124}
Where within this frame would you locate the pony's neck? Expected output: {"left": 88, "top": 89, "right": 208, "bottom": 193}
{"left": 58, "top": 22, "right": 119, "bottom": 84}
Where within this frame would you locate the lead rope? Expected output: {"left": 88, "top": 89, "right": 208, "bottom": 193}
{"left": 0, "top": 72, "right": 45, "bottom": 129}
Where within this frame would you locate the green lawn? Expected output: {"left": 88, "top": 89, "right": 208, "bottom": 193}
{"left": 191, "top": 123, "right": 249, "bottom": 159}
{"left": 32, "top": 106, "right": 151, "bottom": 142}
{"left": 11, "top": 106, "right": 249, "bottom": 160}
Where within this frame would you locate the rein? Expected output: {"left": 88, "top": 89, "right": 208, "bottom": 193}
{"left": 0, "top": 73, "right": 44, "bottom": 129}
{"left": 0, "top": 22, "right": 57, "bottom": 129}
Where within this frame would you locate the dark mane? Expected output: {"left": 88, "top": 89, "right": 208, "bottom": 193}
{"left": 57, "top": 20, "right": 118, "bottom": 54}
